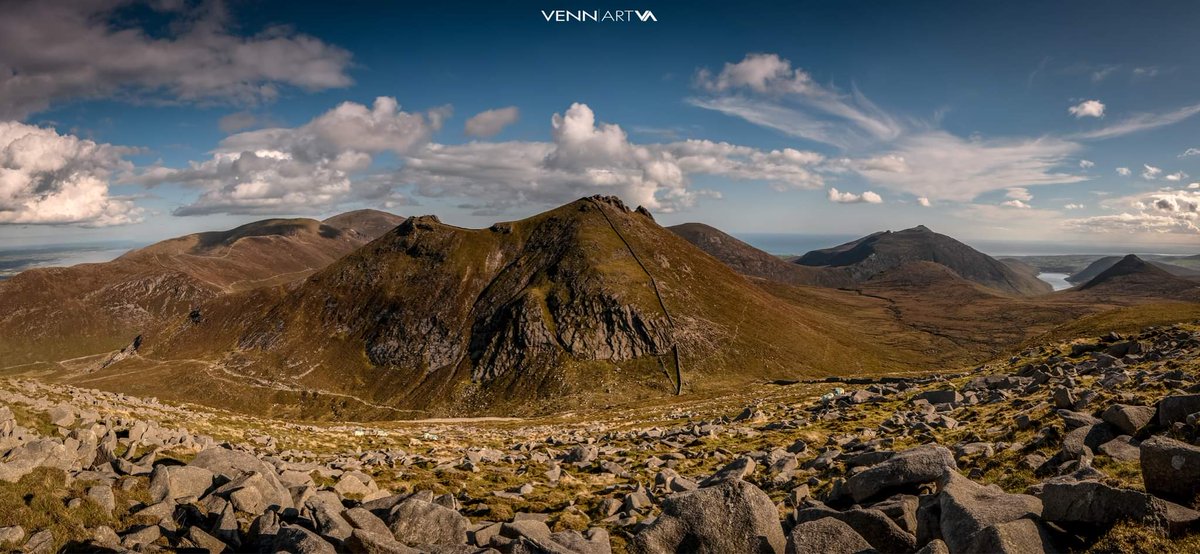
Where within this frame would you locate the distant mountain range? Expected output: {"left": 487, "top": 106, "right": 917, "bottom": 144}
{"left": 4, "top": 197, "right": 1197, "bottom": 419}
{"left": 0, "top": 210, "right": 403, "bottom": 366}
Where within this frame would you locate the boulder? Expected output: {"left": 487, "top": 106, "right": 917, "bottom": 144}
{"left": 189, "top": 447, "right": 293, "bottom": 509}
{"left": 794, "top": 506, "right": 916, "bottom": 553}
{"left": 1141, "top": 435, "right": 1200, "bottom": 504}
{"left": 937, "top": 473, "right": 1042, "bottom": 553}
{"left": 915, "top": 390, "right": 963, "bottom": 405}
{"left": 1039, "top": 480, "right": 1200, "bottom": 537}
{"left": 148, "top": 465, "right": 216, "bottom": 503}
{"left": 1101, "top": 404, "right": 1155, "bottom": 435}
{"left": 346, "top": 529, "right": 419, "bottom": 554}
{"left": 629, "top": 479, "right": 785, "bottom": 554}
{"left": 275, "top": 524, "right": 337, "bottom": 554}
{"left": 784, "top": 518, "right": 873, "bottom": 554}
{"left": 962, "top": 518, "right": 1055, "bottom": 554}
{"left": 847, "top": 445, "right": 957, "bottom": 503}
{"left": 1159, "top": 395, "right": 1200, "bottom": 426}
{"left": 1061, "top": 423, "right": 1118, "bottom": 460}
{"left": 388, "top": 498, "right": 468, "bottom": 546}
{"left": 1097, "top": 436, "right": 1140, "bottom": 462}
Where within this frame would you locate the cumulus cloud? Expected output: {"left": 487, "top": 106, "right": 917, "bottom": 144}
{"left": 1068, "top": 100, "right": 1105, "bottom": 118}
{"left": 690, "top": 53, "right": 901, "bottom": 148}
{"left": 1065, "top": 188, "right": 1200, "bottom": 234}
{"left": 1166, "top": 171, "right": 1189, "bottom": 182}
{"left": 399, "top": 103, "right": 829, "bottom": 214}
{"left": 1001, "top": 199, "right": 1032, "bottom": 209}
{"left": 826, "top": 187, "right": 882, "bottom": 204}
{"left": 465, "top": 107, "right": 519, "bottom": 138}
{"left": 917, "top": 197, "right": 932, "bottom": 207}
{"left": 1079, "top": 159, "right": 1094, "bottom": 168}
{"left": 1142, "top": 164, "right": 1162, "bottom": 180}
{"left": 141, "top": 97, "right": 448, "bottom": 215}
{"left": 0, "top": 121, "right": 141, "bottom": 226}
{"left": 1116, "top": 167, "right": 1132, "bottom": 176}
{"left": 0, "top": 0, "right": 353, "bottom": 119}
{"left": 836, "top": 132, "right": 1083, "bottom": 202}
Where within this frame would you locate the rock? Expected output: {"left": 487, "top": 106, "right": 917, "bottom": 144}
{"left": 230, "top": 484, "right": 266, "bottom": 514}
{"left": 794, "top": 506, "right": 916, "bottom": 553}
{"left": 189, "top": 447, "right": 293, "bottom": 509}
{"left": 1057, "top": 409, "right": 1100, "bottom": 430}
{"left": 915, "top": 390, "right": 962, "bottom": 405}
{"left": 187, "top": 526, "right": 230, "bottom": 553}
{"left": 275, "top": 524, "right": 338, "bottom": 554}
{"left": 149, "top": 465, "right": 216, "bottom": 503}
{"left": 24, "top": 529, "right": 54, "bottom": 554}
{"left": 388, "top": 498, "right": 469, "bottom": 545}
{"left": 962, "top": 518, "right": 1055, "bottom": 554}
{"left": 847, "top": 444, "right": 957, "bottom": 503}
{"left": 937, "top": 473, "right": 1042, "bottom": 553}
{"left": 915, "top": 539, "right": 950, "bottom": 554}
{"left": 1159, "top": 394, "right": 1200, "bottom": 426}
{"left": 87, "top": 484, "right": 116, "bottom": 513}
{"left": 629, "top": 479, "right": 785, "bottom": 554}
{"left": 306, "top": 493, "right": 353, "bottom": 543}
{"left": 1052, "top": 387, "right": 1076, "bottom": 409}
{"left": 0, "top": 439, "right": 68, "bottom": 482}
{"left": 1039, "top": 480, "right": 1200, "bottom": 537}
{"left": 700, "top": 456, "right": 755, "bottom": 486}
{"left": 0, "top": 526, "right": 24, "bottom": 544}
{"left": 784, "top": 518, "right": 873, "bottom": 554}
{"left": 1097, "top": 436, "right": 1140, "bottom": 462}
{"left": 345, "top": 506, "right": 394, "bottom": 537}
{"left": 346, "top": 529, "right": 420, "bottom": 554}
{"left": 565, "top": 445, "right": 598, "bottom": 464}
{"left": 1101, "top": 404, "right": 1156, "bottom": 435}
{"left": 1061, "top": 423, "right": 1118, "bottom": 460}
{"left": 47, "top": 404, "right": 75, "bottom": 427}
{"left": 1141, "top": 435, "right": 1200, "bottom": 504}
{"left": 871, "top": 494, "right": 919, "bottom": 535}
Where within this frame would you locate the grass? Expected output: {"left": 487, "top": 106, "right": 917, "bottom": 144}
{"left": 0, "top": 468, "right": 151, "bottom": 552}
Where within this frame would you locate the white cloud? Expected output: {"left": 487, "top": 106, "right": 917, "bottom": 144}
{"left": 690, "top": 53, "right": 901, "bottom": 148}
{"left": 398, "top": 104, "right": 829, "bottom": 214}
{"left": 1091, "top": 66, "right": 1120, "bottom": 82}
{"left": 826, "top": 187, "right": 882, "bottom": 204}
{"left": 1142, "top": 164, "right": 1162, "bottom": 180}
{"left": 1181, "top": 148, "right": 1200, "bottom": 158}
{"left": 917, "top": 197, "right": 932, "bottom": 207}
{"left": 0, "top": 1, "right": 353, "bottom": 120}
{"left": 0, "top": 121, "right": 141, "bottom": 226}
{"left": 1064, "top": 203, "right": 1085, "bottom": 210}
{"left": 1065, "top": 188, "right": 1200, "bottom": 234}
{"left": 1079, "top": 159, "right": 1094, "bottom": 168}
{"left": 1166, "top": 171, "right": 1188, "bottom": 182}
{"left": 1006, "top": 187, "right": 1033, "bottom": 201}
{"left": 840, "top": 131, "right": 1084, "bottom": 202}
{"left": 1116, "top": 167, "right": 1132, "bottom": 176}
{"left": 1068, "top": 100, "right": 1105, "bottom": 118}
{"left": 1001, "top": 199, "right": 1032, "bottom": 209}
{"left": 465, "top": 107, "right": 520, "bottom": 138}
{"left": 1190, "top": 183, "right": 1200, "bottom": 190}
{"left": 1072, "top": 103, "right": 1200, "bottom": 140}
{"left": 141, "top": 97, "right": 448, "bottom": 215}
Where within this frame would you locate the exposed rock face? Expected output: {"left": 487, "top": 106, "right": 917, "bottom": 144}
{"left": 1039, "top": 480, "right": 1200, "bottom": 536}
{"left": 785, "top": 518, "right": 873, "bottom": 554}
{"left": 629, "top": 479, "right": 785, "bottom": 554}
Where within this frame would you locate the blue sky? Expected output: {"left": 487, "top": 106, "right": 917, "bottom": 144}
{"left": 1, "top": 0, "right": 1198, "bottom": 252}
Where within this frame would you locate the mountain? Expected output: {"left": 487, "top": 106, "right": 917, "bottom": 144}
{"left": 90, "top": 197, "right": 961, "bottom": 419}
{"left": 1067, "top": 255, "right": 1200, "bottom": 284}
{"left": 794, "top": 225, "right": 1053, "bottom": 296}
{"left": 667, "top": 222, "right": 853, "bottom": 287}
{"left": 0, "top": 210, "right": 403, "bottom": 367}
{"left": 1076, "top": 255, "right": 1200, "bottom": 299}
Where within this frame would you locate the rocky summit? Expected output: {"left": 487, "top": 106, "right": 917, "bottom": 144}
{"left": 2, "top": 321, "right": 1200, "bottom": 552}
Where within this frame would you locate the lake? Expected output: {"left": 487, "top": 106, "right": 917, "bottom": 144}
{"left": 1037, "top": 272, "right": 1073, "bottom": 291}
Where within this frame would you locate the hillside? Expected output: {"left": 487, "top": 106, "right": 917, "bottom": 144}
{"left": 795, "top": 225, "right": 1053, "bottom": 296}
{"left": 667, "top": 222, "right": 853, "bottom": 288}
{"left": 1067, "top": 255, "right": 1200, "bottom": 284}
{"left": 85, "top": 197, "right": 999, "bottom": 419}
{"left": 0, "top": 210, "right": 403, "bottom": 367}
{"left": 1074, "top": 255, "right": 1200, "bottom": 300}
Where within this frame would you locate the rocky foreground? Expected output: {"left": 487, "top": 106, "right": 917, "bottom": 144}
{"left": 2, "top": 322, "right": 1200, "bottom": 553}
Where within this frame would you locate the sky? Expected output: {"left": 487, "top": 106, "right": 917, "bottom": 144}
{"left": 1, "top": 0, "right": 1199, "bottom": 254}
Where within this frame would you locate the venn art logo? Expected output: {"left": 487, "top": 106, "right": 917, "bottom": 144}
{"left": 541, "top": 10, "right": 658, "bottom": 22}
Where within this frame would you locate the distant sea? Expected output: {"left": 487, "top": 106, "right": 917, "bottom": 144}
{"left": 738, "top": 233, "right": 1198, "bottom": 258}
{"left": 0, "top": 242, "right": 140, "bottom": 280}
